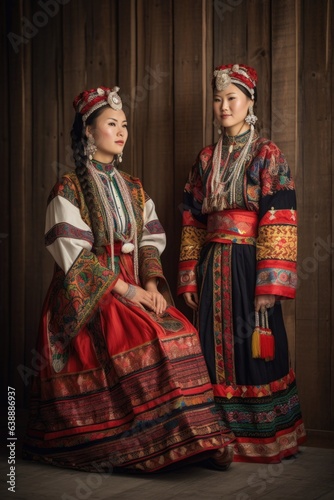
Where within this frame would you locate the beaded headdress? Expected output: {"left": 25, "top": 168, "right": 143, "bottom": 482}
{"left": 212, "top": 64, "right": 257, "bottom": 100}
{"left": 73, "top": 86, "right": 122, "bottom": 124}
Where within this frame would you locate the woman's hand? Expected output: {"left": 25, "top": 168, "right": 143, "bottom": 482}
{"left": 183, "top": 292, "right": 198, "bottom": 311}
{"left": 144, "top": 278, "right": 167, "bottom": 315}
{"left": 126, "top": 285, "right": 160, "bottom": 311}
{"left": 113, "top": 279, "right": 156, "bottom": 311}
{"left": 254, "top": 294, "right": 276, "bottom": 313}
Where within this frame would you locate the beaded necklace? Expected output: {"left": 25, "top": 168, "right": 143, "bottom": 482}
{"left": 202, "top": 127, "right": 255, "bottom": 212}
{"left": 87, "top": 159, "right": 139, "bottom": 282}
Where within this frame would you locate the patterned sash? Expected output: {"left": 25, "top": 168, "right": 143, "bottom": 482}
{"left": 205, "top": 209, "right": 258, "bottom": 245}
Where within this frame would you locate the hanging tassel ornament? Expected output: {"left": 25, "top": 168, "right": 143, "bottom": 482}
{"left": 251, "top": 310, "right": 275, "bottom": 361}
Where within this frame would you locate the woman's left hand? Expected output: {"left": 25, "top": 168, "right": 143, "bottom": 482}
{"left": 254, "top": 294, "right": 276, "bottom": 313}
{"left": 145, "top": 278, "right": 167, "bottom": 315}
{"left": 147, "top": 291, "right": 167, "bottom": 315}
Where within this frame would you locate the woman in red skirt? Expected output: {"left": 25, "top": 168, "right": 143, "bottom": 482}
{"left": 23, "top": 86, "right": 232, "bottom": 473}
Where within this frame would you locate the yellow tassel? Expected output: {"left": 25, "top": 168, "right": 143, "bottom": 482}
{"left": 252, "top": 310, "right": 275, "bottom": 361}
{"left": 251, "top": 328, "right": 261, "bottom": 358}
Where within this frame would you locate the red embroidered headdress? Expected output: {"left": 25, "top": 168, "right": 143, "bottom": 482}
{"left": 73, "top": 86, "right": 123, "bottom": 124}
{"left": 212, "top": 64, "right": 257, "bottom": 99}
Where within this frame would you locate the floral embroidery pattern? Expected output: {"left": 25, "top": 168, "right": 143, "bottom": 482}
{"left": 47, "top": 177, "right": 80, "bottom": 208}
{"left": 139, "top": 245, "right": 164, "bottom": 283}
{"left": 256, "top": 268, "right": 297, "bottom": 290}
{"left": 48, "top": 249, "right": 118, "bottom": 372}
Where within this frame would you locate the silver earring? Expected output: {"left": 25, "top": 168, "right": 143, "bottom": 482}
{"left": 245, "top": 104, "right": 258, "bottom": 126}
{"left": 86, "top": 135, "right": 97, "bottom": 160}
{"left": 117, "top": 152, "right": 123, "bottom": 163}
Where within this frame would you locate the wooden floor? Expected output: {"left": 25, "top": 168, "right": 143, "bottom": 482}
{"left": 1, "top": 409, "right": 334, "bottom": 499}
{"left": 1, "top": 445, "right": 333, "bottom": 500}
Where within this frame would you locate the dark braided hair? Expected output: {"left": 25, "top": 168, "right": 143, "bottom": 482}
{"left": 70, "top": 105, "right": 110, "bottom": 251}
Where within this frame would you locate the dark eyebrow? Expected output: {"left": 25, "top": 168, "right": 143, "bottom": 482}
{"left": 214, "top": 92, "right": 237, "bottom": 97}
{"left": 107, "top": 117, "right": 127, "bottom": 123}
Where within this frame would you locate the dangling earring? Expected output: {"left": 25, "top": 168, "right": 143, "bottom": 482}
{"left": 213, "top": 118, "right": 222, "bottom": 135}
{"left": 86, "top": 135, "right": 97, "bottom": 160}
{"left": 245, "top": 104, "right": 258, "bottom": 127}
{"left": 117, "top": 152, "right": 123, "bottom": 163}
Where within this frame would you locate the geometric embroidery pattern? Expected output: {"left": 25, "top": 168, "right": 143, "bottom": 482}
{"left": 257, "top": 225, "right": 297, "bottom": 261}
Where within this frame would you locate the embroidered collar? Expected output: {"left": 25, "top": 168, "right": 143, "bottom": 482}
{"left": 223, "top": 129, "right": 251, "bottom": 149}
{"left": 91, "top": 159, "right": 115, "bottom": 174}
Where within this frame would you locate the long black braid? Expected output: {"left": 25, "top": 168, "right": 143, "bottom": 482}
{"left": 70, "top": 106, "right": 109, "bottom": 251}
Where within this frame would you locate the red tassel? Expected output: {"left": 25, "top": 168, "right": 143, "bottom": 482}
{"left": 252, "top": 311, "right": 275, "bottom": 361}
{"left": 259, "top": 330, "right": 275, "bottom": 360}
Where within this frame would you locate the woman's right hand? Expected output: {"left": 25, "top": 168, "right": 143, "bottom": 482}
{"left": 113, "top": 279, "right": 156, "bottom": 311}
{"left": 124, "top": 285, "right": 156, "bottom": 311}
{"left": 183, "top": 292, "right": 198, "bottom": 311}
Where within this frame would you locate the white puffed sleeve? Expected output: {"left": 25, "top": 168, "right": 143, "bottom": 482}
{"left": 45, "top": 196, "right": 94, "bottom": 274}
{"left": 139, "top": 198, "right": 166, "bottom": 255}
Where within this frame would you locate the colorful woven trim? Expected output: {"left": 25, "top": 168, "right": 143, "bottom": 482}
{"left": 205, "top": 209, "right": 258, "bottom": 245}
{"left": 212, "top": 368, "right": 296, "bottom": 399}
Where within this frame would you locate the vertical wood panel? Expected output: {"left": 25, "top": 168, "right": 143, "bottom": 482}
{"left": 22, "top": 1, "right": 34, "bottom": 406}
{"left": 173, "top": 0, "right": 207, "bottom": 311}
{"left": 247, "top": 0, "right": 271, "bottom": 139}
{"left": 296, "top": 0, "right": 332, "bottom": 430}
{"left": 7, "top": 0, "right": 30, "bottom": 406}
{"left": 204, "top": 0, "right": 214, "bottom": 147}
{"left": 331, "top": 0, "right": 334, "bottom": 432}
{"left": 118, "top": 0, "right": 137, "bottom": 175}
{"left": 1, "top": 0, "right": 10, "bottom": 401}
{"left": 61, "top": 0, "right": 87, "bottom": 181}
{"left": 271, "top": 0, "right": 299, "bottom": 367}
{"left": 23, "top": 0, "right": 61, "bottom": 405}
{"left": 213, "top": 0, "right": 248, "bottom": 66}
{"left": 86, "top": 0, "right": 118, "bottom": 87}
{"left": 134, "top": 0, "right": 174, "bottom": 283}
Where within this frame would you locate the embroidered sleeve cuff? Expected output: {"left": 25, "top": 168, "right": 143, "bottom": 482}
{"left": 139, "top": 245, "right": 164, "bottom": 285}
{"left": 255, "top": 264, "right": 297, "bottom": 299}
{"left": 177, "top": 265, "right": 198, "bottom": 295}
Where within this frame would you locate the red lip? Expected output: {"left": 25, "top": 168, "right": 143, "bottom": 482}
{"left": 115, "top": 141, "right": 124, "bottom": 145}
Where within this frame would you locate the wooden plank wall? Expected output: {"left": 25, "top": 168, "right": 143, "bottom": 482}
{"left": 1, "top": 0, "right": 333, "bottom": 441}
{"left": 297, "top": 0, "right": 334, "bottom": 439}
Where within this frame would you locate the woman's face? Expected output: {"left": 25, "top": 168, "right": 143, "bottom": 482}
{"left": 213, "top": 83, "right": 252, "bottom": 136}
{"left": 86, "top": 107, "right": 128, "bottom": 163}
